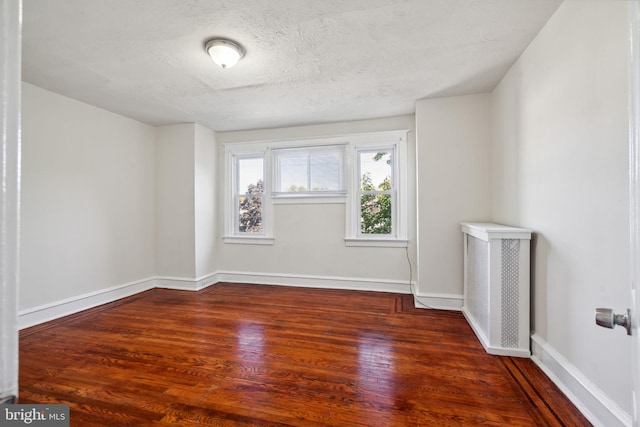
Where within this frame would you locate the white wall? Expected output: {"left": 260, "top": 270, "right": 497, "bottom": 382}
{"left": 20, "top": 90, "right": 218, "bottom": 322}
{"left": 414, "top": 94, "right": 492, "bottom": 305}
{"left": 216, "top": 116, "right": 416, "bottom": 291}
{"left": 195, "top": 124, "right": 218, "bottom": 278}
{"left": 155, "top": 124, "right": 196, "bottom": 278}
{"left": 492, "top": 0, "right": 631, "bottom": 423}
{"left": 20, "top": 82, "right": 157, "bottom": 310}
{"left": 156, "top": 123, "right": 218, "bottom": 281}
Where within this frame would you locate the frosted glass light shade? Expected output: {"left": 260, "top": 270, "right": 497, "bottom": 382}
{"left": 205, "top": 39, "right": 245, "bottom": 69}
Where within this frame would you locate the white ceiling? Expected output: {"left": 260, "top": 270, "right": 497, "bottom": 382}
{"left": 22, "top": 0, "right": 562, "bottom": 132}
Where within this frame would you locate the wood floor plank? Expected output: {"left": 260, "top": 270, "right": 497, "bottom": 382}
{"left": 19, "top": 283, "right": 591, "bottom": 426}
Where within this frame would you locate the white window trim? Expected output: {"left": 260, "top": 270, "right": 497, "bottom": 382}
{"left": 344, "top": 238, "right": 408, "bottom": 248}
{"left": 345, "top": 130, "right": 408, "bottom": 248}
{"left": 224, "top": 235, "right": 275, "bottom": 245}
{"left": 223, "top": 147, "right": 274, "bottom": 245}
{"left": 272, "top": 194, "right": 346, "bottom": 205}
{"left": 223, "top": 130, "right": 408, "bottom": 246}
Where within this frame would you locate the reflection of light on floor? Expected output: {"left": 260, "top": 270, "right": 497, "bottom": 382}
{"left": 357, "top": 333, "right": 399, "bottom": 424}
{"left": 236, "top": 322, "right": 265, "bottom": 362}
{"left": 357, "top": 333, "right": 395, "bottom": 392}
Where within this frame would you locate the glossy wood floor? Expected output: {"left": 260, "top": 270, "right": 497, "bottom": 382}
{"left": 19, "top": 283, "right": 590, "bottom": 426}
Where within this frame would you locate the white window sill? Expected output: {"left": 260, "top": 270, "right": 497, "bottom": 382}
{"left": 345, "top": 238, "right": 408, "bottom": 248}
{"left": 224, "top": 236, "right": 275, "bottom": 245}
{"left": 271, "top": 192, "right": 346, "bottom": 205}
{"left": 273, "top": 196, "right": 346, "bottom": 205}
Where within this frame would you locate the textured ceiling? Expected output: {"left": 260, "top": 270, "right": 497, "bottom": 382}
{"left": 22, "top": 0, "right": 562, "bottom": 132}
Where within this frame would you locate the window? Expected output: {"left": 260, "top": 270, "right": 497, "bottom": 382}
{"left": 272, "top": 145, "right": 345, "bottom": 196}
{"left": 346, "top": 131, "right": 407, "bottom": 247}
{"left": 224, "top": 130, "right": 407, "bottom": 247}
{"left": 224, "top": 150, "right": 273, "bottom": 245}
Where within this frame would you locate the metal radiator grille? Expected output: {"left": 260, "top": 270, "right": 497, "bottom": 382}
{"left": 500, "top": 239, "right": 520, "bottom": 348}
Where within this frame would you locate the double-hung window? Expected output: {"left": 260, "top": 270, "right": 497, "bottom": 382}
{"left": 346, "top": 131, "right": 408, "bottom": 247}
{"left": 224, "top": 149, "right": 274, "bottom": 245}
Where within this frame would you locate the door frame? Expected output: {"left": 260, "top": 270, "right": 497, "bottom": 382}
{"left": 629, "top": 1, "right": 639, "bottom": 425}
{"left": 0, "top": 0, "right": 22, "bottom": 404}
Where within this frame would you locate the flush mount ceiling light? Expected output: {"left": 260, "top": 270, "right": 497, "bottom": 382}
{"left": 205, "top": 38, "right": 245, "bottom": 69}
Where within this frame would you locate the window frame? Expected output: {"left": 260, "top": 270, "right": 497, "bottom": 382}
{"left": 223, "top": 147, "right": 274, "bottom": 245}
{"left": 345, "top": 131, "right": 408, "bottom": 248}
{"left": 223, "top": 130, "right": 407, "bottom": 247}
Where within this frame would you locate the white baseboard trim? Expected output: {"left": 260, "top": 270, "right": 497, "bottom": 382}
{"left": 412, "top": 291, "right": 463, "bottom": 311}
{"left": 530, "top": 334, "right": 632, "bottom": 427}
{"left": 462, "top": 308, "right": 530, "bottom": 357}
{"left": 216, "top": 271, "right": 412, "bottom": 294}
{"left": 18, "top": 271, "right": 412, "bottom": 329}
{"left": 18, "top": 277, "right": 156, "bottom": 330}
{"left": 155, "top": 272, "right": 220, "bottom": 291}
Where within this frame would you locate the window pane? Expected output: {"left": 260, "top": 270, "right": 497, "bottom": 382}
{"left": 238, "top": 158, "right": 263, "bottom": 194}
{"left": 360, "top": 193, "right": 392, "bottom": 234}
{"left": 238, "top": 195, "right": 263, "bottom": 233}
{"left": 310, "top": 152, "right": 341, "bottom": 191}
{"left": 278, "top": 154, "right": 308, "bottom": 192}
{"left": 360, "top": 151, "right": 392, "bottom": 191}
{"left": 275, "top": 146, "right": 343, "bottom": 193}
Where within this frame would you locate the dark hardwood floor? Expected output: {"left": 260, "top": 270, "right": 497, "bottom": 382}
{"left": 19, "top": 283, "right": 590, "bottom": 426}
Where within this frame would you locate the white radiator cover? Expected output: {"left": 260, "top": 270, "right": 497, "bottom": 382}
{"left": 461, "top": 223, "right": 532, "bottom": 357}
